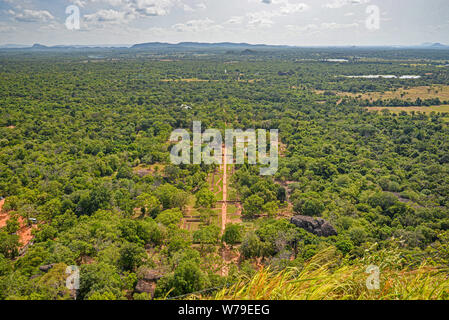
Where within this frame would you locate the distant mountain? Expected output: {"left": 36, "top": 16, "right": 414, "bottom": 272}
{"left": 131, "top": 42, "right": 289, "bottom": 50}
{"left": 420, "top": 42, "right": 448, "bottom": 48}
{"left": 0, "top": 43, "right": 131, "bottom": 50}
{"left": 32, "top": 43, "right": 49, "bottom": 49}
{"left": 2, "top": 42, "right": 448, "bottom": 52}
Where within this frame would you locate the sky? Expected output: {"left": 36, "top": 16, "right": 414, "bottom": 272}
{"left": 0, "top": 0, "right": 448, "bottom": 46}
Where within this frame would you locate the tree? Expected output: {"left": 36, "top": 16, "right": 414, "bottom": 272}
{"left": 5, "top": 217, "right": 20, "bottom": 234}
{"left": 136, "top": 193, "right": 161, "bottom": 217}
{"left": 367, "top": 192, "right": 398, "bottom": 216}
{"left": 34, "top": 263, "right": 72, "bottom": 300}
{"left": 199, "top": 208, "right": 214, "bottom": 225}
{"left": 78, "top": 263, "right": 125, "bottom": 300}
{"left": 277, "top": 186, "right": 287, "bottom": 203}
{"left": 155, "top": 184, "right": 189, "bottom": 210}
{"left": 118, "top": 242, "right": 146, "bottom": 271}
{"left": 116, "top": 164, "right": 133, "bottom": 179}
{"left": 262, "top": 201, "right": 279, "bottom": 217}
{"left": 349, "top": 227, "right": 367, "bottom": 246}
{"left": 222, "top": 224, "right": 243, "bottom": 247}
{"left": 292, "top": 192, "right": 325, "bottom": 217}
{"left": 155, "top": 260, "right": 209, "bottom": 298}
{"left": 165, "top": 227, "right": 192, "bottom": 255}
{"left": 155, "top": 209, "right": 183, "bottom": 227}
{"left": 34, "top": 225, "right": 58, "bottom": 242}
{"left": 0, "top": 253, "right": 12, "bottom": 277}
{"left": 240, "top": 232, "right": 262, "bottom": 259}
{"left": 195, "top": 188, "right": 216, "bottom": 208}
{"left": 0, "top": 231, "right": 20, "bottom": 259}
{"left": 193, "top": 225, "right": 220, "bottom": 249}
{"left": 243, "top": 194, "right": 264, "bottom": 218}
{"left": 335, "top": 239, "right": 354, "bottom": 255}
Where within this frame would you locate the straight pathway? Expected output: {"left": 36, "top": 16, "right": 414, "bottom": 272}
{"left": 221, "top": 144, "right": 227, "bottom": 234}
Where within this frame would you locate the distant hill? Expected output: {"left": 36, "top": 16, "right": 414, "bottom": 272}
{"left": 131, "top": 42, "right": 289, "bottom": 50}
{"left": 32, "top": 43, "right": 49, "bottom": 49}
{"left": 420, "top": 42, "right": 448, "bottom": 48}
{"left": 0, "top": 44, "right": 130, "bottom": 50}
{"left": 1, "top": 42, "right": 449, "bottom": 52}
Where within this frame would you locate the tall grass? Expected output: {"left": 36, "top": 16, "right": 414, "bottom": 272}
{"left": 207, "top": 247, "right": 449, "bottom": 300}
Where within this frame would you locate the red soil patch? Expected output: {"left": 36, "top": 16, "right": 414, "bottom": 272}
{"left": 0, "top": 199, "right": 8, "bottom": 228}
{"left": 0, "top": 215, "right": 8, "bottom": 228}
{"left": 0, "top": 198, "right": 36, "bottom": 248}
{"left": 16, "top": 216, "right": 37, "bottom": 248}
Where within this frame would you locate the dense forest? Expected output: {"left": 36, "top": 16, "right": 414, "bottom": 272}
{"left": 0, "top": 47, "right": 449, "bottom": 300}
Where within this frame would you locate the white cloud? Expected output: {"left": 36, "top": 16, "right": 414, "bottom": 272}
{"left": 183, "top": 4, "right": 195, "bottom": 12}
{"left": 84, "top": 9, "right": 135, "bottom": 24}
{"left": 0, "top": 23, "right": 17, "bottom": 33}
{"left": 246, "top": 1, "right": 309, "bottom": 28}
{"left": 128, "top": 0, "right": 176, "bottom": 16}
{"left": 8, "top": 9, "right": 54, "bottom": 23}
{"left": 172, "top": 17, "right": 222, "bottom": 32}
{"left": 286, "top": 21, "right": 359, "bottom": 33}
{"left": 39, "top": 22, "right": 63, "bottom": 31}
{"left": 69, "top": 0, "right": 88, "bottom": 7}
{"left": 225, "top": 16, "right": 244, "bottom": 25}
{"left": 247, "top": 11, "right": 276, "bottom": 28}
{"left": 321, "top": 21, "right": 359, "bottom": 29}
{"left": 66, "top": 0, "right": 188, "bottom": 29}
{"left": 196, "top": 2, "right": 207, "bottom": 10}
{"left": 74, "top": 0, "right": 185, "bottom": 16}
{"left": 182, "top": 2, "right": 206, "bottom": 12}
{"left": 324, "top": 0, "right": 370, "bottom": 9}
{"left": 279, "top": 2, "right": 308, "bottom": 14}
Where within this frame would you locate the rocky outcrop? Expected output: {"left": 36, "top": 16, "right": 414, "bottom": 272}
{"left": 135, "top": 280, "right": 157, "bottom": 296}
{"left": 290, "top": 215, "right": 337, "bottom": 237}
{"left": 39, "top": 264, "right": 56, "bottom": 273}
{"left": 134, "top": 269, "right": 163, "bottom": 298}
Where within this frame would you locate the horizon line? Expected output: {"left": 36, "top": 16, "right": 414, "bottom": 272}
{"left": 0, "top": 41, "right": 447, "bottom": 49}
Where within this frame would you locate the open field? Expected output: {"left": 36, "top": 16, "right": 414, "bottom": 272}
{"left": 161, "top": 78, "right": 259, "bottom": 83}
{"left": 161, "top": 78, "right": 217, "bottom": 82}
{"left": 365, "top": 105, "right": 449, "bottom": 114}
{"left": 326, "top": 85, "right": 449, "bottom": 102}
{"left": 133, "top": 163, "right": 166, "bottom": 176}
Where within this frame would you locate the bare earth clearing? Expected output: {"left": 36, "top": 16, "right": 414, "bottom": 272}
{"left": 0, "top": 198, "right": 36, "bottom": 249}
{"left": 317, "top": 85, "right": 449, "bottom": 102}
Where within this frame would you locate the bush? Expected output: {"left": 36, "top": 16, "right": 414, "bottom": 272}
{"left": 156, "top": 209, "right": 183, "bottom": 227}
{"left": 335, "top": 240, "right": 354, "bottom": 255}
{"left": 222, "top": 224, "right": 243, "bottom": 246}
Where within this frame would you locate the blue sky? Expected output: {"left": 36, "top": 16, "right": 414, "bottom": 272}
{"left": 0, "top": 0, "right": 448, "bottom": 46}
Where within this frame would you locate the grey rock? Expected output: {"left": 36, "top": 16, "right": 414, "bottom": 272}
{"left": 134, "top": 269, "right": 162, "bottom": 298}
{"left": 141, "top": 269, "right": 162, "bottom": 281}
{"left": 39, "top": 264, "right": 56, "bottom": 273}
{"left": 290, "top": 215, "right": 337, "bottom": 237}
{"left": 135, "top": 280, "right": 156, "bottom": 296}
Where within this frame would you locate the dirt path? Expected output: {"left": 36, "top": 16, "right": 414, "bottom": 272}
{"left": 0, "top": 198, "right": 7, "bottom": 228}
{"left": 214, "top": 174, "right": 223, "bottom": 195}
{"left": 221, "top": 144, "right": 227, "bottom": 234}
